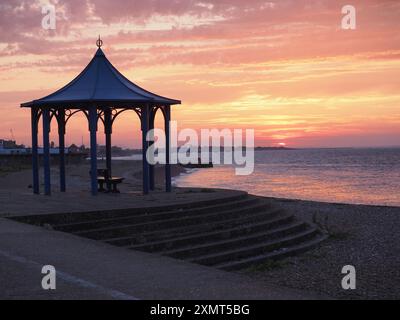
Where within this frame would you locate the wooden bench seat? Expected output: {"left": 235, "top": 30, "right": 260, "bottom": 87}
{"left": 95, "top": 169, "right": 124, "bottom": 193}
{"left": 97, "top": 176, "right": 124, "bottom": 193}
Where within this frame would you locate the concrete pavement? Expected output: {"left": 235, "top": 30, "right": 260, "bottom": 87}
{"left": 0, "top": 218, "right": 328, "bottom": 300}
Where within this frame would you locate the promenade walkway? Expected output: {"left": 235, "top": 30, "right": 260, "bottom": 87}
{"left": 0, "top": 218, "right": 327, "bottom": 300}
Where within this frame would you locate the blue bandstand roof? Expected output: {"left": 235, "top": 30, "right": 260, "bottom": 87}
{"left": 21, "top": 48, "right": 181, "bottom": 108}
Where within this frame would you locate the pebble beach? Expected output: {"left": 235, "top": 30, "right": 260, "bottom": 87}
{"left": 242, "top": 198, "right": 400, "bottom": 299}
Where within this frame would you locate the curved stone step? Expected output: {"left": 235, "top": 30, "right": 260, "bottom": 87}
{"left": 188, "top": 227, "right": 320, "bottom": 266}
{"left": 215, "top": 234, "right": 328, "bottom": 271}
{"left": 14, "top": 191, "right": 248, "bottom": 226}
{"left": 54, "top": 196, "right": 260, "bottom": 233}
{"left": 8, "top": 191, "right": 327, "bottom": 274}
{"left": 76, "top": 201, "right": 274, "bottom": 240}
{"left": 161, "top": 220, "right": 308, "bottom": 259}
{"left": 127, "top": 213, "right": 296, "bottom": 251}
{"left": 104, "top": 209, "right": 285, "bottom": 246}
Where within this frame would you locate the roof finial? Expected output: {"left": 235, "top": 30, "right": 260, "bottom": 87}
{"left": 96, "top": 35, "right": 103, "bottom": 48}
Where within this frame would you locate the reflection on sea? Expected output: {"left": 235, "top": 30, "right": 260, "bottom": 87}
{"left": 174, "top": 148, "right": 400, "bottom": 207}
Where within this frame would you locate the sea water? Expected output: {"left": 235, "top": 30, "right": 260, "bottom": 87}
{"left": 174, "top": 148, "right": 400, "bottom": 207}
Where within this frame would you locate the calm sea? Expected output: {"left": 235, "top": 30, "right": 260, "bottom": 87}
{"left": 174, "top": 148, "right": 400, "bottom": 207}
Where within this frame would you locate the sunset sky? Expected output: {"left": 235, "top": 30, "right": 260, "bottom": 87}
{"left": 0, "top": 0, "right": 399, "bottom": 148}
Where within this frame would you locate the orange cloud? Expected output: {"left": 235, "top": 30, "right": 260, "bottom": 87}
{"left": 1, "top": 0, "right": 400, "bottom": 148}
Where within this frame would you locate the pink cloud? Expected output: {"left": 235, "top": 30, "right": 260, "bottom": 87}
{"left": 1, "top": 0, "right": 400, "bottom": 148}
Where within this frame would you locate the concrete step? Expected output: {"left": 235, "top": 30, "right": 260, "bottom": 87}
{"left": 54, "top": 197, "right": 260, "bottom": 233}
{"left": 129, "top": 215, "right": 298, "bottom": 252}
{"left": 75, "top": 201, "right": 273, "bottom": 240}
{"left": 216, "top": 234, "right": 328, "bottom": 271}
{"left": 104, "top": 208, "right": 284, "bottom": 246}
{"left": 7, "top": 191, "right": 327, "bottom": 274}
{"left": 13, "top": 191, "right": 248, "bottom": 226}
{"left": 161, "top": 220, "right": 308, "bottom": 259}
{"left": 188, "top": 227, "right": 320, "bottom": 266}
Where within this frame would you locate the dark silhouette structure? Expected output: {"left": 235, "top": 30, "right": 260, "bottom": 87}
{"left": 21, "top": 38, "right": 181, "bottom": 195}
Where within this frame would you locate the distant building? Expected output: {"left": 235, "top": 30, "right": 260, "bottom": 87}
{"left": 0, "top": 139, "right": 71, "bottom": 155}
{"left": 68, "top": 144, "right": 88, "bottom": 154}
{"left": 0, "top": 139, "right": 29, "bottom": 154}
{"left": 37, "top": 147, "right": 69, "bottom": 155}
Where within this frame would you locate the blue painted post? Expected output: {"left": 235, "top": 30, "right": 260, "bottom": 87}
{"left": 42, "top": 108, "right": 51, "bottom": 195}
{"left": 31, "top": 108, "right": 39, "bottom": 194}
{"left": 104, "top": 108, "right": 112, "bottom": 191}
{"left": 141, "top": 105, "right": 149, "bottom": 194}
{"left": 89, "top": 106, "right": 98, "bottom": 196}
{"left": 58, "top": 109, "right": 66, "bottom": 192}
{"left": 165, "top": 105, "right": 171, "bottom": 192}
{"left": 149, "top": 113, "right": 155, "bottom": 191}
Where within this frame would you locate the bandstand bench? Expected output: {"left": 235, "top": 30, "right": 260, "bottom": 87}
{"left": 96, "top": 169, "right": 124, "bottom": 193}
